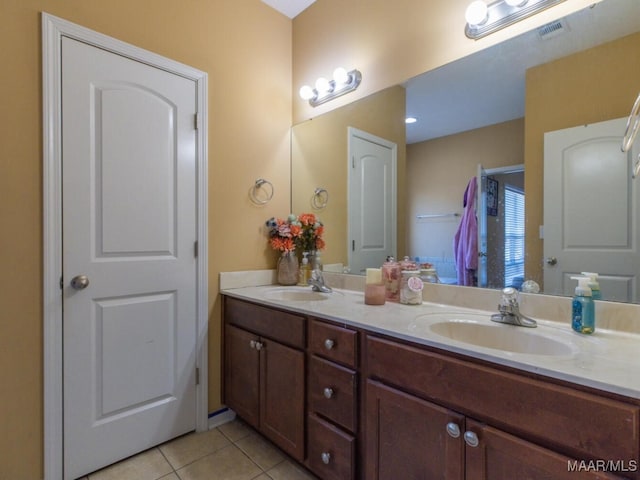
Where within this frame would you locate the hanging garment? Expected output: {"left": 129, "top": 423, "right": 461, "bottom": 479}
{"left": 453, "top": 177, "right": 478, "bottom": 286}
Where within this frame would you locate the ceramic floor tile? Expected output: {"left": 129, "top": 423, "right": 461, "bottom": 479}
{"left": 159, "top": 428, "right": 231, "bottom": 470}
{"left": 266, "top": 460, "right": 318, "bottom": 480}
{"left": 176, "top": 444, "right": 262, "bottom": 480}
{"left": 159, "top": 474, "right": 179, "bottom": 480}
{"left": 235, "top": 433, "right": 285, "bottom": 471}
{"left": 251, "top": 475, "right": 272, "bottom": 480}
{"left": 87, "top": 448, "right": 173, "bottom": 480}
{"left": 218, "top": 418, "right": 254, "bottom": 443}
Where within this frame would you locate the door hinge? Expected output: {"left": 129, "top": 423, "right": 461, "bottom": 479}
{"left": 352, "top": 156, "right": 355, "bottom": 168}
{"left": 194, "top": 113, "right": 199, "bottom": 130}
{"left": 59, "top": 276, "right": 64, "bottom": 290}
{"left": 194, "top": 241, "right": 198, "bottom": 257}
{"left": 195, "top": 367, "right": 200, "bottom": 385}
{"left": 352, "top": 240, "right": 355, "bottom": 251}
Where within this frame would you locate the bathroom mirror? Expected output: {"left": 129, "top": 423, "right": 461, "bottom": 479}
{"left": 291, "top": 0, "right": 640, "bottom": 302}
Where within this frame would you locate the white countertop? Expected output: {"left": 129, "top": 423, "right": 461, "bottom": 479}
{"left": 221, "top": 285, "right": 640, "bottom": 401}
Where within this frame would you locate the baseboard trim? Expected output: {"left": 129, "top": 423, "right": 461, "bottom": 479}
{"left": 208, "top": 407, "right": 236, "bottom": 430}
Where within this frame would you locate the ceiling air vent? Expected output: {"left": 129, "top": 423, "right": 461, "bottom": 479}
{"left": 537, "top": 19, "right": 569, "bottom": 40}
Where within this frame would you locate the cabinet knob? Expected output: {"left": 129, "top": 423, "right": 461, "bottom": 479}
{"left": 446, "top": 422, "right": 461, "bottom": 438}
{"left": 321, "top": 452, "right": 331, "bottom": 464}
{"left": 255, "top": 341, "right": 264, "bottom": 351}
{"left": 463, "top": 431, "right": 479, "bottom": 448}
{"left": 323, "top": 387, "right": 334, "bottom": 399}
{"left": 324, "top": 339, "right": 335, "bottom": 350}
{"left": 249, "top": 340, "right": 256, "bottom": 349}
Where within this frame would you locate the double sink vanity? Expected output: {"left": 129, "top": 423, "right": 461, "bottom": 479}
{"left": 221, "top": 277, "right": 640, "bottom": 479}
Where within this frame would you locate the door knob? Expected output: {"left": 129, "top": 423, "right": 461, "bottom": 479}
{"left": 546, "top": 257, "right": 558, "bottom": 266}
{"left": 70, "top": 275, "right": 90, "bottom": 290}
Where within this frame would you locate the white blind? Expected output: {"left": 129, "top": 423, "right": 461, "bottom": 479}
{"left": 504, "top": 186, "right": 525, "bottom": 287}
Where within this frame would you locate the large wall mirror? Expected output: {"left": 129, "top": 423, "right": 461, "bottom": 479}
{"left": 291, "top": 0, "right": 640, "bottom": 303}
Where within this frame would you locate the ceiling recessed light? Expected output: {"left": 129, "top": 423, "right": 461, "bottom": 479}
{"left": 405, "top": 117, "right": 417, "bottom": 124}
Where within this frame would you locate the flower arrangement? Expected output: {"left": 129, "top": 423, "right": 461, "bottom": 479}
{"left": 265, "top": 213, "right": 324, "bottom": 253}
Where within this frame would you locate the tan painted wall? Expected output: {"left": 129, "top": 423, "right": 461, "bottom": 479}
{"left": 0, "top": 1, "right": 291, "bottom": 478}
{"left": 407, "top": 118, "right": 524, "bottom": 265}
{"left": 291, "top": 86, "right": 407, "bottom": 267}
{"left": 292, "top": 0, "right": 598, "bottom": 123}
{"left": 524, "top": 30, "right": 640, "bottom": 285}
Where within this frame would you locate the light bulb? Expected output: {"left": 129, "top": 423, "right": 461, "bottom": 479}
{"left": 315, "top": 77, "right": 331, "bottom": 94}
{"left": 299, "top": 85, "right": 315, "bottom": 100}
{"left": 465, "top": 1, "right": 488, "bottom": 26}
{"left": 505, "top": 0, "right": 528, "bottom": 6}
{"left": 333, "top": 67, "right": 350, "bottom": 85}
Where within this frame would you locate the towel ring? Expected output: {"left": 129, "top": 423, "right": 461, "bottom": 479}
{"left": 622, "top": 91, "right": 640, "bottom": 153}
{"left": 312, "top": 187, "right": 329, "bottom": 209}
{"left": 249, "top": 178, "right": 274, "bottom": 205}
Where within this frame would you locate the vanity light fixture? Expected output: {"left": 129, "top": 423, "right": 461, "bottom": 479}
{"left": 465, "top": 0, "right": 566, "bottom": 40}
{"left": 405, "top": 117, "right": 417, "bottom": 124}
{"left": 299, "top": 67, "right": 362, "bottom": 107}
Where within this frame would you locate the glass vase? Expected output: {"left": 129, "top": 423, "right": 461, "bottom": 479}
{"left": 277, "top": 251, "right": 299, "bottom": 286}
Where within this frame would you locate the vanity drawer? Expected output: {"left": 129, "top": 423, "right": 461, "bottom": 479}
{"left": 309, "top": 318, "right": 358, "bottom": 368}
{"left": 308, "top": 355, "right": 357, "bottom": 432}
{"left": 366, "top": 334, "right": 640, "bottom": 463}
{"left": 224, "top": 297, "right": 305, "bottom": 348}
{"left": 307, "top": 413, "right": 355, "bottom": 480}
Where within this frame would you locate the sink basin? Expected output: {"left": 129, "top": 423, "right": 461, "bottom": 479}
{"left": 263, "top": 288, "right": 331, "bottom": 302}
{"left": 420, "top": 313, "right": 574, "bottom": 356}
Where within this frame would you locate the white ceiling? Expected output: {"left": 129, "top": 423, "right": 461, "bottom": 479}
{"left": 261, "top": 0, "right": 316, "bottom": 18}
{"left": 405, "top": 0, "right": 640, "bottom": 144}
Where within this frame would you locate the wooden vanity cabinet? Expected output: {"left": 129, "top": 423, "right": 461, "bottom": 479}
{"left": 223, "top": 297, "right": 305, "bottom": 462}
{"left": 306, "top": 318, "right": 359, "bottom": 480}
{"left": 365, "top": 334, "right": 639, "bottom": 480}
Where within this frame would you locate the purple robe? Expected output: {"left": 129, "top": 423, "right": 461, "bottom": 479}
{"left": 453, "top": 177, "right": 478, "bottom": 286}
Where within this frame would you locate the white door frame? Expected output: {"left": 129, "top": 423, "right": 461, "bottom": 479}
{"left": 42, "top": 13, "right": 209, "bottom": 480}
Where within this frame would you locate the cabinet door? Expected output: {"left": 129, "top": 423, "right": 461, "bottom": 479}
{"left": 224, "top": 324, "right": 260, "bottom": 428}
{"left": 365, "top": 380, "right": 464, "bottom": 480}
{"left": 260, "top": 338, "right": 305, "bottom": 462}
{"left": 465, "top": 419, "right": 627, "bottom": 480}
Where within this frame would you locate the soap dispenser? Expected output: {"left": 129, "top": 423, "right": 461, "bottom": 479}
{"left": 571, "top": 276, "right": 595, "bottom": 334}
{"left": 581, "top": 272, "right": 601, "bottom": 300}
{"left": 298, "top": 252, "right": 311, "bottom": 286}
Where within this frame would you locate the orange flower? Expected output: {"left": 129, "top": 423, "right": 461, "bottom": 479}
{"left": 289, "top": 224, "right": 302, "bottom": 237}
{"left": 298, "top": 213, "right": 316, "bottom": 226}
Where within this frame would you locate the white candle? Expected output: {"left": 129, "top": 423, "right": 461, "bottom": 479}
{"left": 366, "top": 268, "right": 382, "bottom": 284}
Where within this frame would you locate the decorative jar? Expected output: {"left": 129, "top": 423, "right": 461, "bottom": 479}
{"left": 277, "top": 251, "right": 299, "bottom": 286}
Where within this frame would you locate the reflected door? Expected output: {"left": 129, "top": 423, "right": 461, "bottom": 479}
{"left": 543, "top": 117, "right": 639, "bottom": 302}
{"left": 62, "top": 37, "right": 198, "bottom": 479}
{"left": 348, "top": 128, "right": 397, "bottom": 274}
{"left": 477, "top": 164, "right": 488, "bottom": 287}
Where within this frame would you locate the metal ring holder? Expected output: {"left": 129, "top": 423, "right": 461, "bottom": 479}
{"left": 622, "top": 92, "right": 640, "bottom": 153}
{"left": 312, "top": 187, "right": 329, "bottom": 209}
{"left": 249, "top": 178, "right": 274, "bottom": 205}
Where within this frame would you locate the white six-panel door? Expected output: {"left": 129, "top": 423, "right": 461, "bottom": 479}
{"left": 62, "top": 36, "right": 198, "bottom": 479}
{"left": 347, "top": 128, "right": 397, "bottom": 275}
{"left": 543, "top": 117, "right": 639, "bottom": 302}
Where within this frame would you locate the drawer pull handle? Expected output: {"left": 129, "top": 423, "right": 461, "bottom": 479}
{"left": 324, "top": 339, "right": 335, "bottom": 350}
{"left": 323, "top": 387, "right": 334, "bottom": 399}
{"left": 321, "top": 452, "right": 331, "bottom": 464}
{"left": 446, "top": 422, "right": 460, "bottom": 438}
{"left": 463, "top": 431, "right": 479, "bottom": 448}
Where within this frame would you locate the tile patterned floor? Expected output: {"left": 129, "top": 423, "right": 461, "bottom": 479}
{"left": 77, "top": 419, "right": 319, "bottom": 480}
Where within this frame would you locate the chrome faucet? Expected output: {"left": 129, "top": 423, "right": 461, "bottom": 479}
{"left": 308, "top": 269, "right": 332, "bottom": 293}
{"left": 491, "top": 287, "right": 537, "bottom": 328}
